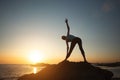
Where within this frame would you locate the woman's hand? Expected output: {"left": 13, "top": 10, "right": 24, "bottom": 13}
{"left": 65, "top": 19, "right": 68, "bottom": 23}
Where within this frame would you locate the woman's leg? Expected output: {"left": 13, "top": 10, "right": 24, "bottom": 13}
{"left": 65, "top": 39, "right": 77, "bottom": 60}
{"left": 78, "top": 38, "right": 87, "bottom": 62}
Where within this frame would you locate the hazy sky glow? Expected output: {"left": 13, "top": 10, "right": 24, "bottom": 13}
{"left": 0, "top": 0, "right": 120, "bottom": 64}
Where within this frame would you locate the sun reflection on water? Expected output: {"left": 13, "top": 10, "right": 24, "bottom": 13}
{"left": 33, "top": 67, "right": 37, "bottom": 74}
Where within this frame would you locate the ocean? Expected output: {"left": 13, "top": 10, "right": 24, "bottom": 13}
{"left": 97, "top": 65, "right": 120, "bottom": 78}
{"left": 0, "top": 64, "right": 44, "bottom": 80}
{"left": 0, "top": 64, "right": 120, "bottom": 80}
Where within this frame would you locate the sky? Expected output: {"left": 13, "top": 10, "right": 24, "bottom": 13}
{"left": 0, "top": 0, "right": 120, "bottom": 64}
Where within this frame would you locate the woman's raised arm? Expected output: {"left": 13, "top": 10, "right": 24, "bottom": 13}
{"left": 65, "top": 19, "right": 70, "bottom": 36}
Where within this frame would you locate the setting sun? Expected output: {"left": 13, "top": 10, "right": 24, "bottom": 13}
{"left": 28, "top": 50, "right": 44, "bottom": 64}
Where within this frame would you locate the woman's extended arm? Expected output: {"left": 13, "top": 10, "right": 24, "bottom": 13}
{"left": 65, "top": 19, "right": 70, "bottom": 36}
{"left": 66, "top": 40, "right": 69, "bottom": 54}
{"left": 65, "top": 19, "right": 70, "bottom": 54}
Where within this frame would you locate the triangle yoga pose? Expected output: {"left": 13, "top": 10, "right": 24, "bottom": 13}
{"left": 61, "top": 19, "right": 87, "bottom": 62}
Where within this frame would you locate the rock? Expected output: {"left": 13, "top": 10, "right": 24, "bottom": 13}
{"left": 18, "top": 61, "right": 113, "bottom": 80}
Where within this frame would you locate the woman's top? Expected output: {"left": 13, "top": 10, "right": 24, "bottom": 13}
{"left": 66, "top": 34, "right": 76, "bottom": 42}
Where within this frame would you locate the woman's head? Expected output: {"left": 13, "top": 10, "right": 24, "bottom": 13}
{"left": 61, "top": 35, "right": 66, "bottom": 40}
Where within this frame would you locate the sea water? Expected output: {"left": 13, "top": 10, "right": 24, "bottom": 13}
{"left": 0, "top": 64, "right": 120, "bottom": 80}
{"left": 0, "top": 64, "right": 43, "bottom": 80}
{"left": 98, "top": 66, "right": 120, "bottom": 78}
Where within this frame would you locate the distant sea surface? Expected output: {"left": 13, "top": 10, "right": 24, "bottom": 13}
{"left": 0, "top": 64, "right": 120, "bottom": 80}
{"left": 0, "top": 64, "right": 43, "bottom": 80}
{"left": 97, "top": 65, "right": 120, "bottom": 78}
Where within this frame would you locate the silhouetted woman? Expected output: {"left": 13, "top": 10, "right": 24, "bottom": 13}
{"left": 62, "top": 19, "right": 87, "bottom": 62}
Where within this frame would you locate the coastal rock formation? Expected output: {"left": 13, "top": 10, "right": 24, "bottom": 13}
{"left": 18, "top": 61, "right": 113, "bottom": 80}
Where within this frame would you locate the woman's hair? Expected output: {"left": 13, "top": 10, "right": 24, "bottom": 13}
{"left": 61, "top": 35, "right": 66, "bottom": 40}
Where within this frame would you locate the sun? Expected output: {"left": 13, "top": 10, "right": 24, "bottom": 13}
{"left": 28, "top": 50, "right": 43, "bottom": 64}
